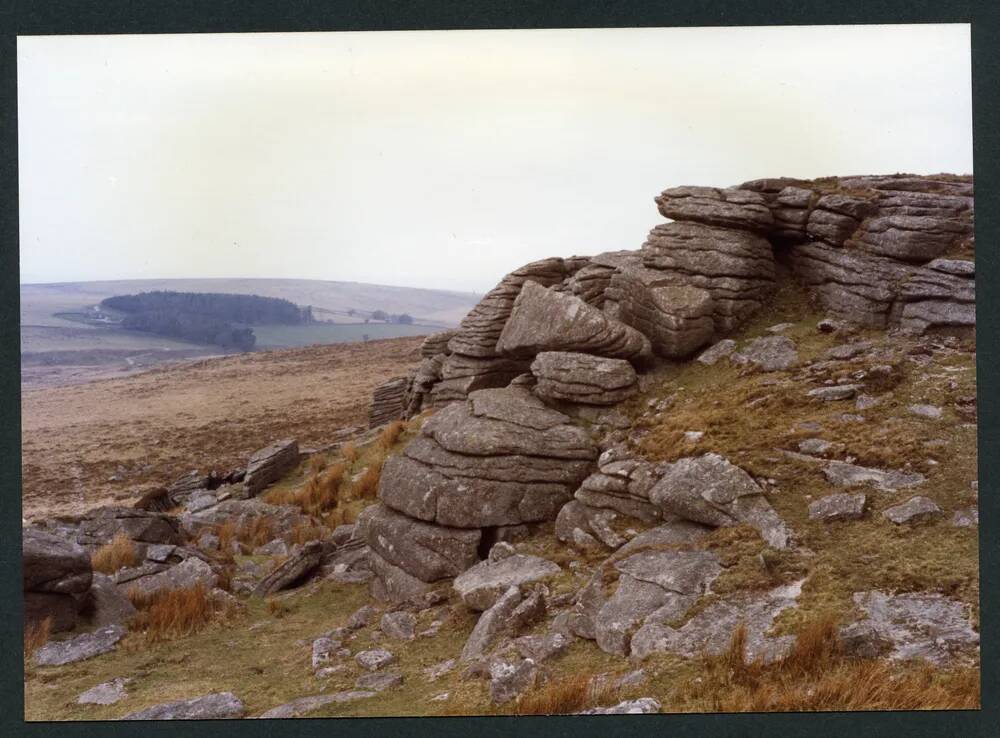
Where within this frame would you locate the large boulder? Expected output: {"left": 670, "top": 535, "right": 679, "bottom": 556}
{"left": 356, "top": 504, "right": 481, "bottom": 582}
{"left": 77, "top": 507, "right": 183, "bottom": 547}
{"left": 24, "top": 527, "right": 94, "bottom": 632}
{"left": 496, "top": 281, "right": 652, "bottom": 363}
{"left": 243, "top": 439, "right": 300, "bottom": 497}
{"left": 369, "top": 377, "right": 411, "bottom": 427}
{"left": 378, "top": 387, "right": 597, "bottom": 528}
{"left": 641, "top": 221, "right": 776, "bottom": 333}
{"left": 648, "top": 454, "right": 790, "bottom": 549}
{"left": 530, "top": 352, "right": 638, "bottom": 406}
{"left": 572, "top": 455, "right": 663, "bottom": 523}
{"left": 605, "top": 266, "right": 715, "bottom": 357}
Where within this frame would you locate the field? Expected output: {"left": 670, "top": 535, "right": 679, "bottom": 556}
{"left": 20, "top": 336, "right": 425, "bottom": 521}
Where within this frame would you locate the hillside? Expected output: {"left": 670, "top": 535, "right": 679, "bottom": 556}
{"left": 22, "top": 174, "right": 979, "bottom": 720}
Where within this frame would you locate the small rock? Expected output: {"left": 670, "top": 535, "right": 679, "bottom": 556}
{"left": 77, "top": 677, "right": 130, "bottom": 706}
{"left": 346, "top": 604, "right": 379, "bottom": 630}
{"left": 817, "top": 318, "right": 841, "bottom": 333}
{"left": 380, "top": 611, "right": 417, "bottom": 641}
{"left": 855, "top": 394, "right": 881, "bottom": 411}
{"left": 952, "top": 507, "right": 978, "bottom": 528}
{"left": 488, "top": 542, "right": 517, "bottom": 562}
{"left": 453, "top": 554, "right": 561, "bottom": 611}
{"left": 311, "top": 636, "right": 342, "bottom": 669}
{"left": 355, "top": 648, "right": 396, "bottom": 671}
{"left": 807, "top": 384, "right": 862, "bottom": 401}
{"left": 430, "top": 692, "right": 450, "bottom": 702}
{"left": 882, "top": 496, "right": 943, "bottom": 525}
{"left": 489, "top": 658, "right": 539, "bottom": 704}
{"left": 696, "top": 339, "right": 737, "bottom": 366}
{"left": 808, "top": 493, "right": 866, "bottom": 522}
{"left": 259, "top": 691, "right": 374, "bottom": 718}
{"left": 424, "top": 658, "right": 456, "bottom": 681}
{"left": 315, "top": 665, "right": 347, "bottom": 678}
{"left": 767, "top": 323, "right": 795, "bottom": 333}
{"left": 909, "top": 404, "right": 943, "bottom": 419}
{"left": 355, "top": 671, "right": 404, "bottom": 692}
{"left": 798, "top": 438, "right": 833, "bottom": 456}
{"left": 731, "top": 335, "right": 798, "bottom": 372}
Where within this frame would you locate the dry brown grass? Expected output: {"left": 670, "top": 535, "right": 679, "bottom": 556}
{"left": 377, "top": 420, "right": 406, "bottom": 452}
{"left": 91, "top": 532, "right": 139, "bottom": 574}
{"left": 214, "top": 516, "right": 277, "bottom": 553}
{"left": 127, "top": 582, "right": 222, "bottom": 643}
{"left": 349, "top": 459, "right": 383, "bottom": 501}
{"left": 23, "top": 617, "right": 51, "bottom": 660}
{"left": 307, "top": 454, "right": 327, "bottom": 476}
{"left": 288, "top": 520, "right": 327, "bottom": 546}
{"left": 264, "top": 462, "right": 346, "bottom": 518}
{"left": 512, "top": 671, "right": 623, "bottom": 715}
{"left": 341, "top": 441, "right": 359, "bottom": 463}
{"left": 681, "top": 617, "right": 980, "bottom": 712}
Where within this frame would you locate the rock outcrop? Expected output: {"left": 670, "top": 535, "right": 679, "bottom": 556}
{"left": 24, "top": 528, "right": 94, "bottom": 632}
{"left": 243, "top": 439, "right": 300, "bottom": 497}
{"left": 530, "top": 352, "right": 638, "bottom": 406}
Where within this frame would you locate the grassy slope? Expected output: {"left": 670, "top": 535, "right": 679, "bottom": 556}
{"left": 23, "top": 280, "right": 979, "bottom": 719}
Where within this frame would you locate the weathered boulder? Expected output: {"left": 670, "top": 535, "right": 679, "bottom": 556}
{"left": 357, "top": 504, "right": 480, "bottom": 582}
{"left": 856, "top": 215, "right": 971, "bottom": 262}
{"left": 430, "top": 354, "right": 530, "bottom": 405}
{"left": 77, "top": 677, "right": 131, "bottom": 706}
{"left": 370, "top": 376, "right": 411, "bottom": 427}
{"left": 572, "top": 457, "right": 662, "bottom": 523}
{"left": 594, "top": 549, "right": 723, "bottom": 656}
{"left": 123, "top": 692, "right": 245, "bottom": 720}
{"left": 378, "top": 387, "right": 597, "bottom": 528}
{"left": 77, "top": 507, "right": 182, "bottom": 547}
{"left": 649, "top": 454, "right": 790, "bottom": 548}
{"left": 367, "top": 551, "right": 434, "bottom": 604}
{"left": 252, "top": 541, "right": 324, "bottom": 597}
{"left": 243, "top": 439, "right": 300, "bottom": 497}
{"left": 380, "top": 611, "right": 417, "bottom": 641}
{"left": 84, "top": 573, "right": 138, "bottom": 627}
{"left": 24, "top": 527, "right": 94, "bottom": 632}
{"left": 641, "top": 221, "right": 776, "bottom": 333}
{"left": 605, "top": 266, "right": 715, "bottom": 357}
{"left": 655, "top": 186, "right": 774, "bottom": 232}
{"left": 530, "top": 351, "right": 638, "bottom": 406}
{"left": 488, "top": 658, "right": 539, "bottom": 704}
{"left": 453, "top": 555, "right": 560, "bottom": 611}
{"left": 555, "top": 500, "right": 626, "bottom": 550}
{"left": 496, "top": 281, "right": 651, "bottom": 363}
{"left": 461, "top": 585, "right": 524, "bottom": 660}
{"left": 121, "top": 555, "right": 218, "bottom": 598}
{"left": 578, "top": 698, "right": 661, "bottom": 715}
{"left": 881, "top": 496, "right": 942, "bottom": 525}
{"left": 355, "top": 648, "right": 397, "bottom": 671}
{"left": 697, "top": 339, "right": 737, "bottom": 366}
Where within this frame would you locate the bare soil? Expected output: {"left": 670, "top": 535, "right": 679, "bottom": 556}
{"left": 20, "top": 336, "right": 424, "bottom": 521}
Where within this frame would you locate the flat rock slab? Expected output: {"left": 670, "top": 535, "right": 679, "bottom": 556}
{"left": 849, "top": 590, "right": 979, "bottom": 664}
{"left": 77, "top": 677, "right": 130, "bottom": 706}
{"left": 124, "top": 692, "right": 245, "bottom": 720}
{"left": 531, "top": 351, "right": 638, "bottom": 405}
{"left": 631, "top": 580, "right": 804, "bottom": 662}
{"left": 882, "top": 496, "right": 942, "bottom": 525}
{"left": 454, "top": 554, "right": 561, "bottom": 611}
{"left": 731, "top": 336, "right": 798, "bottom": 372}
{"left": 823, "top": 461, "right": 926, "bottom": 491}
{"left": 808, "top": 493, "right": 866, "bottom": 522}
{"left": 807, "top": 384, "right": 863, "bottom": 401}
{"left": 122, "top": 556, "right": 217, "bottom": 599}
{"left": 258, "top": 691, "right": 375, "bottom": 718}
{"left": 34, "top": 624, "right": 127, "bottom": 667}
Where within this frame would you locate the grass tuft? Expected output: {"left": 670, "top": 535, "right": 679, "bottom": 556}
{"left": 91, "top": 532, "right": 139, "bottom": 574}
{"left": 24, "top": 617, "right": 51, "bottom": 660}
{"left": 512, "top": 671, "right": 623, "bottom": 715}
{"left": 128, "top": 582, "right": 223, "bottom": 643}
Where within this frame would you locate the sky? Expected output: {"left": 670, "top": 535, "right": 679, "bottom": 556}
{"left": 18, "top": 24, "right": 973, "bottom": 292}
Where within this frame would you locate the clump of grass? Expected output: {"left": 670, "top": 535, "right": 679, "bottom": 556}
{"left": 377, "top": 420, "right": 406, "bottom": 452}
{"left": 307, "top": 454, "right": 327, "bottom": 476}
{"left": 267, "top": 598, "right": 293, "bottom": 619}
{"left": 91, "top": 532, "right": 139, "bottom": 574}
{"left": 128, "top": 582, "right": 223, "bottom": 643}
{"left": 349, "top": 459, "right": 383, "bottom": 501}
{"left": 341, "top": 441, "right": 359, "bottom": 463}
{"left": 681, "top": 617, "right": 980, "bottom": 712}
{"left": 215, "top": 516, "right": 276, "bottom": 553}
{"left": 289, "top": 520, "right": 327, "bottom": 545}
{"left": 512, "top": 672, "right": 623, "bottom": 715}
{"left": 264, "top": 462, "right": 346, "bottom": 518}
{"left": 24, "top": 617, "right": 51, "bottom": 660}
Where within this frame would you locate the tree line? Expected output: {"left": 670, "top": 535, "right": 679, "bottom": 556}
{"left": 101, "top": 291, "right": 314, "bottom": 352}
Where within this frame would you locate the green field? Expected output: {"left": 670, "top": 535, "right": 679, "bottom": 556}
{"left": 250, "top": 322, "right": 433, "bottom": 349}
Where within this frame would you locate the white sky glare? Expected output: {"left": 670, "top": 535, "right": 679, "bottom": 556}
{"left": 18, "top": 24, "right": 972, "bottom": 292}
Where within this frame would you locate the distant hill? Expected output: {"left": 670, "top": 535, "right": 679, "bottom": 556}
{"left": 20, "top": 278, "right": 480, "bottom": 383}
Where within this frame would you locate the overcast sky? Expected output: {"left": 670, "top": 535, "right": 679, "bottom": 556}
{"left": 18, "top": 24, "right": 972, "bottom": 292}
